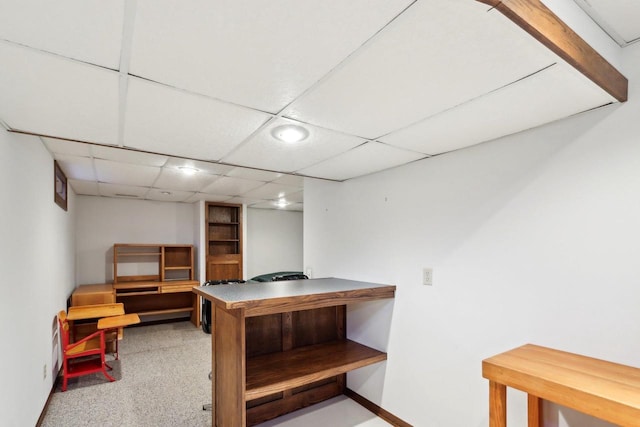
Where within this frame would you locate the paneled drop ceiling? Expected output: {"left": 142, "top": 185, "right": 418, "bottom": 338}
{"left": 0, "top": 0, "right": 636, "bottom": 210}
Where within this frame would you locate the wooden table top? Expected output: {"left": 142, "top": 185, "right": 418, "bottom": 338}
{"left": 67, "top": 303, "right": 125, "bottom": 320}
{"left": 97, "top": 313, "right": 141, "bottom": 330}
{"left": 483, "top": 343, "right": 640, "bottom": 426}
{"left": 194, "top": 277, "right": 396, "bottom": 317}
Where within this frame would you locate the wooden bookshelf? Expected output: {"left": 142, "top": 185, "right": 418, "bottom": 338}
{"left": 206, "top": 202, "right": 243, "bottom": 281}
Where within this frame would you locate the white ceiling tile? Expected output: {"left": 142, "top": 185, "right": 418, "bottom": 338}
{"left": 272, "top": 174, "right": 305, "bottom": 186}
{"left": 225, "top": 167, "right": 284, "bottom": 182}
{"left": 98, "top": 183, "right": 149, "bottom": 199}
{"left": 129, "top": 0, "right": 414, "bottom": 113}
{"left": 226, "top": 197, "right": 266, "bottom": 206}
{"left": 299, "top": 142, "right": 424, "bottom": 181}
{"left": 183, "top": 193, "right": 231, "bottom": 204}
{"left": 285, "top": 191, "right": 304, "bottom": 203}
{"left": 251, "top": 201, "right": 304, "bottom": 211}
{"left": 286, "top": 203, "right": 304, "bottom": 212}
{"left": 224, "top": 118, "right": 365, "bottom": 172}
{"left": 200, "top": 176, "right": 264, "bottom": 197}
{"left": 42, "top": 138, "right": 93, "bottom": 158}
{"left": 92, "top": 145, "right": 169, "bottom": 167}
{"left": 0, "top": 0, "right": 124, "bottom": 68}
{"left": 54, "top": 155, "right": 96, "bottom": 181}
{"left": 0, "top": 42, "right": 119, "bottom": 144}
{"left": 163, "top": 158, "right": 235, "bottom": 176}
{"left": 124, "top": 77, "right": 272, "bottom": 161}
{"left": 577, "top": 0, "right": 640, "bottom": 43}
{"left": 69, "top": 179, "right": 99, "bottom": 196}
{"left": 146, "top": 188, "right": 194, "bottom": 203}
{"left": 153, "top": 168, "right": 219, "bottom": 192}
{"left": 285, "top": 1, "right": 558, "bottom": 139}
{"left": 380, "top": 63, "right": 615, "bottom": 155}
{"left": 242, "top": 183, "right": 302, "bottom": 200}
{"left": 95, "top": 159, "right": 161, "bottom": 187}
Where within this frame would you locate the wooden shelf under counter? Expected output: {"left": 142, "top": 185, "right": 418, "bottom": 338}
{"left": 194, "top": 277, "right": 396, "bottom": 427}
{"left": 246, "top": 339, "right": 387, "bottom": 401}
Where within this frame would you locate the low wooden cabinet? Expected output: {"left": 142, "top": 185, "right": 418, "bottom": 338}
{"left": 194, "top": 277, "right": 395, "bottom": 426}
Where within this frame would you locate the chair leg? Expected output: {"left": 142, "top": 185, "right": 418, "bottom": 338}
{"left": 101, "top": 366, "right": 116, "bottom": 382}
{"left": 115, "top": 334, "right": 119, "bottom": 360}
{"left": 101, "top": 352, "right": 116, "bottom": 382}
{"left": 62, "top": 360, "right": 69, "bottom": 392}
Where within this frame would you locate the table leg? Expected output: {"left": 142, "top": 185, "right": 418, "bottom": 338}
{"left": 489, "top": 381, "right": 507, "bottom": 427}
{"left": 527, "top": 394, "right": 542, "bottom": 427}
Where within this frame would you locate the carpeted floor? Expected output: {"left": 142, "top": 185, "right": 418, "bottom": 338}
{"left": 41, "top": 320, "right": 391, "bottom": 427}
{"left": 41, "top": 321, "right": 212, "bottom": 427}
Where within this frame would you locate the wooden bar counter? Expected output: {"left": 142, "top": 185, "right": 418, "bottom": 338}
{"left": 483, "top": 344, "right": 640, "bottom": 427}
{"left": 194, "top": 277, "right": 395, "bottom": 427}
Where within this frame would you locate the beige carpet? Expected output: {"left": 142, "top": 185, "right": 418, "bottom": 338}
{"left": 42, "top": 321, "right": 212, "bottom": 427}
{"left": 41, "top": 320, "right": 392, "bottom": 427}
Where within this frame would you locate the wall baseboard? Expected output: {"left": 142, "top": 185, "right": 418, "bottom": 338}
{"left": 345, "top": 388, "right": 413, "bottom": 427}
{"left": 36, "top": 373, "right": 60, "bottom": 427}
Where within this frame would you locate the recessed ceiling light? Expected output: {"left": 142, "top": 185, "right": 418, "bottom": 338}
{"left": 274, "top": 198, "right": 289, "bottom": 208}
{"left": 161, "top": 191, "right": 172, "bottom": 195}
{"left": 271, "top": 124, "right": 309, "bottom": 143}
{"left": 178, "top": 166, "right": 198, "bottom": 176}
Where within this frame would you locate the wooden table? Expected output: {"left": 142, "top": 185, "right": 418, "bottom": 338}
{"left": 482, "top": 344, "right": 640, "bottom": 427}
{"left": 97, "top": 313, "right": 141, "bottom": 359}
{"left": 67, "top": 303, "right": 125, "bottom": 320}
{"left": 194, "top": 277, "right": 396, "bottom": 427}
{"left": 67, "top": 303, "right": 126, "bottom": 348}
{"left": 97, "top": 313, "right": 141, "bottom": 330}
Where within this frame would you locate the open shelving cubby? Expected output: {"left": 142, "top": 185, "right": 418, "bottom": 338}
{"left": 112, "top": 243, "right": 199, "bottom": 327}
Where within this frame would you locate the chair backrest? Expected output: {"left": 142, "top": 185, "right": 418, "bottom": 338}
{"left": 58, "top": 310, "right": 70, "bottom": 349}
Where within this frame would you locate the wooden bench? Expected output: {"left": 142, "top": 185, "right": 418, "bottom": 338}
{"left": 482, "top": 344, "right": 640, "bottom": 426}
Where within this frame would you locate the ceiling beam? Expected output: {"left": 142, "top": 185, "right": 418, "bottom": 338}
{"left": 477, "top": 0, "right": 628, "bottom": 102}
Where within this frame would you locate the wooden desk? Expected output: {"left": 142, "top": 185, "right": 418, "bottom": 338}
{"left": 67, "top": 303, "right": 125, "bottom": 320}
{"left": 482, "top": 344, "right": 640, "bottom": 427}
{"left": 113, "top": 280, "right": 200, "bottom": 327}
{"left": 97, "top": 313, "right": 141, "bottom": 330}
{"left": 67, "top": 303, "right": 126, "bottom": 346}
{"left": 194, "top": 277, "right": 395, "bottom": 427}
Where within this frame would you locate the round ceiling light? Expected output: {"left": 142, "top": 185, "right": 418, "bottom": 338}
{"left": 178, "top": 166, "right": 198, "bottom": 176}
{"left": 271, "top": 124, "right": 309, "bottom": 143}
{"left": 274, "top": 198, "right": 289, "bottom": 208}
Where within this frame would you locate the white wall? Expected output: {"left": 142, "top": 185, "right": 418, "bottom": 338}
{"left": 246, "top": 208, "right": 303, "bottom": 279}
{"left": 304, "top": 43, "right": 640, "bottom": 427}
{"left": 0, "top": 130, "right": 76, "bottom": 426}
{"left": 75, "top": 196, "right": 196, "bottom": 284}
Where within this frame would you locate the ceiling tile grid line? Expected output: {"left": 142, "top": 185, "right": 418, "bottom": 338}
{"left": 117, "top": 0, "right": 139, "bottom": 147}
{"left": 217, "top": 0, "right": 420, "bottom": 162}
{"left": 0, "top": 37, "right": 119, "bottom": 72}
{"left": 376, "top": 62, "right": 559, "bottom": 143}
{"left": 127, "top": 0, "right": 419, "bottom": 113}
{"left": 1, "top": 1, "right": 634, "bottom": 208}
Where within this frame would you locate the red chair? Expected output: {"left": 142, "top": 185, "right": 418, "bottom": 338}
{"left": 58, "top": 310, "right": 115, "bottom": 392}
